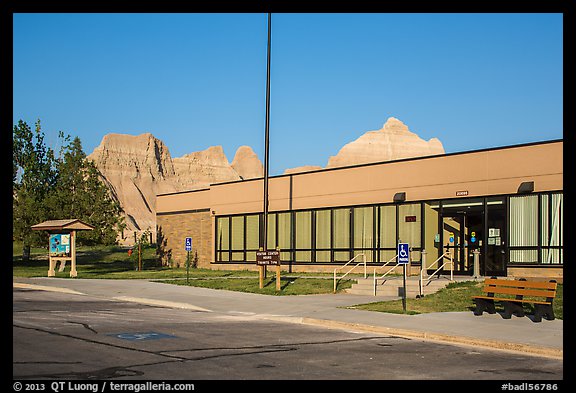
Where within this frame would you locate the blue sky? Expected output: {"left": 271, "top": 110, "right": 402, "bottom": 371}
{"left": 13, "top": 13, "right": 563, "bottom": 176}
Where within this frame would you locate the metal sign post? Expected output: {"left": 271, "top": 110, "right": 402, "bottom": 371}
{"left": 185, "top": 237, "right": 192, "bottom": 284}
{"left": 398, "top": 243, "right": 410, "bottom": 313}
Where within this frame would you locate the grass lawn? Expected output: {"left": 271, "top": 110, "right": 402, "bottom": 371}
{"left": 12, "top": 242, "right": 258, "bottom": 279}
{"left": 12, "top": 242, "right": 562, "bottom": 316}
{"left": 348, "top": 280, "right": 563, "bottom": 320}
{"left": 12, "top": 242, "right": 351, "bottom": 294}
{"left": 162, "top": 276, "right": 354, "bottom": 296}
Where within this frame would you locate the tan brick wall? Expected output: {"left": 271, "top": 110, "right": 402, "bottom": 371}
{"left": 207, "top": 262, "right": 420, "bottom": 276}
{"left": 507, "top": 266, "right": 563, "bottom": 283}
{"left": 156, "top": 210, "right": 212, "bottom": 268}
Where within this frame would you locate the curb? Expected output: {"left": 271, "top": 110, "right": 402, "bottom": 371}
{"left": 13, "top": 282, "right": 85, "bottom": 295}
{"left": 297, "top": 317, "right": 563, "bottom": 360}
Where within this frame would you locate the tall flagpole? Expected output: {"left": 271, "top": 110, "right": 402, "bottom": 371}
{"left": 259, "top": 12, "right": 272, "bottom": 285}
{"left": 263, "top": 12, "right": 271, "bottom": 252}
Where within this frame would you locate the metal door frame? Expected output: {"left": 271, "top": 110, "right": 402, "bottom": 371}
{"left": 440, "top": 212, "right": 468, "bottom": 274}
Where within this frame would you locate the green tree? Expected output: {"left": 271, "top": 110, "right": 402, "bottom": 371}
{"left": 13, "top": 119, "right": 126, "bottom": 257}
{"left": 51, "top": 136, "right": 125, "bottom": 245}
{"left": 12, "top": 119, "right": 58, "bottom": 258}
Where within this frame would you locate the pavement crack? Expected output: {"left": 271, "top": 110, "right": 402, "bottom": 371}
{"left": 16, "top": 366, "right": 145, "bottom": 380}
{"left": 161, "top": 335, "right": 396, "bottom": 354}
{"left": 13, "top": 323, "right": 188, "bottom": 361}
{"left": 67, "top": 321, "right": 98, "bottom": 334}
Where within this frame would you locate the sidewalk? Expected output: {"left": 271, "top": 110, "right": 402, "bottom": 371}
{"left": 12, "top": 277, "right": 563, "bottom": 359}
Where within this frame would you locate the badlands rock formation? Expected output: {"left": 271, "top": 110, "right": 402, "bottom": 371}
{"left": 88, "top": 117, "right": 443, "bottom": 244}
{"left": 172, "top": 145, "right": 241, "bottom": 190}
{"left": 87, "top": 133, "right": 263, "bottom": 244}
{"left": 231, "top": 146, "right": 264, "bottom": 180}
{"left": 87, "top": 133, "right": 181, "bottom": 241}
{"left": 283, "top": 165, "right": 323, "bottom": 174}
{"left": 326, "top": 117, "right": 445, "bottom": 168}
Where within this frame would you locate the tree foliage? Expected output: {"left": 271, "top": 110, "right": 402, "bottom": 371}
{"left": 13, "top": 119, "right": 125, "bottom": 252}
{"left": 13, "top": 119, "right": 58, "bottom": 249}
{"left": 51, "top": 135, "right": 125, "bottom": 245}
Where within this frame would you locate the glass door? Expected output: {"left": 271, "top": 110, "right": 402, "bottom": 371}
{"left": 440, "top": 198, "right": 485, "bottom": 276}
{"left": 442, "top": 213, "right": 469, "bottom": 274}
{"left": 484, "top": 197, "right": 507, "bottom": 276}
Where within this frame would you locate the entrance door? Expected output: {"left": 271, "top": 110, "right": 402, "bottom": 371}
{"left": 442, "top": 213, "right": 471, "bottom": 275}
{"left": 438, "top": 197, "right": 507, "bottom": 277}
{"left": 441, "top": 207, "right": 484, "bottom": 275}
{"left": 484, "top": 197, "right": 507, "bottom": 276}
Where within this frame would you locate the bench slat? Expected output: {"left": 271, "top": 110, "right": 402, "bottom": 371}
{"left": 484, "top": 278, "right": 557, "bottom": 290}
{"left": 481, "top": 286, "right": 556, "bottom": 298}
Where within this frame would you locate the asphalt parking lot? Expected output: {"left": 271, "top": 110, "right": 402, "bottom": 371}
{"left": 13, "top": 287, "right": 563, "bottom": 380}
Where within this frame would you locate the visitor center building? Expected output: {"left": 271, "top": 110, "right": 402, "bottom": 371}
{"left": 156, "top": 139, "right": 563, "bottom": 281}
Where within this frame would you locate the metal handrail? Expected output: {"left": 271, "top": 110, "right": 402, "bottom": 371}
{"left": 372, "top": 254, "right": 399, "bottom": 296}
{"left": 333, "top": 253, "right": 366, "bottom": 293}
{"left": 419, "top": 251, "right": 454, "bottom": 297}
{"left": 373, "top": 254, "right": 400, "bottom": 278}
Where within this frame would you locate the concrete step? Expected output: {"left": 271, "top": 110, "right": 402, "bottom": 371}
{"left": 345, "top": 275, "right": 458, "bottom": 298}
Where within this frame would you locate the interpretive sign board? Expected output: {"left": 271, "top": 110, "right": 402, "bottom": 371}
{"left": 49, "top": 234, "right": 70, "bottom": 257}
{"left": 256, "top": 250, "right": 280, "bottom": 265}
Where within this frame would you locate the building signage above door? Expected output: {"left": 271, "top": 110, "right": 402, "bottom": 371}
{"left": 456, "top": 190, "right": 469, "bottom": 196}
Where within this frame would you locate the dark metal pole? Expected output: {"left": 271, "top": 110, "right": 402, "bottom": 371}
{"left": 263, "top": 12, "right": 272, "bottom": 252}
{"left": 402, "top": 263, "right": 407, "bottom": 313}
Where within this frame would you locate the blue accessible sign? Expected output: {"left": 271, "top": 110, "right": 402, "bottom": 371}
{"left": 109, "top": 332, "right": 177, "bottom": 341}
{"left": 185, "top": 237, "right": 192, "bottom": 251}
{"left": 398, "top": 243, "right": 410, "bottom": 264}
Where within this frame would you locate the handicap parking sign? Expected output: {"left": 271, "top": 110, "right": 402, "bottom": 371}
{"left": 185, "top": 237, "right": 192, "bottom": 251}
{"left": 109, "top": 332, "right": 177, "bottom": 341}
{"left": 398, "top": 243, "right": 410, "bottom": 264}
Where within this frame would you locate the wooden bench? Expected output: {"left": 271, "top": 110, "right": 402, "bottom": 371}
{"left": 472, "top": 277, "right": 557, "bottom": 322}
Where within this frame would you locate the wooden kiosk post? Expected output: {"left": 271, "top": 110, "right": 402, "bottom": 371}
{"left": 31, "top": 219, "right": 94, "bottom": 278}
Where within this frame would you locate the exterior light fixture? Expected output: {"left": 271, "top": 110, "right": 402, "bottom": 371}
{"left": 517, "top": 181, "right": 534, "bottom": 194}
{"left": 393, "top": 192, "right": 406, "bottom": 203}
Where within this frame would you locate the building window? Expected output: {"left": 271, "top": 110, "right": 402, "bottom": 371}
{"left": 541, "top": 193, "right": 563, "bottom": 264}
{"left": 315, "top": 209, "right": 331, "bottom": 262}
{"left": 509, "top": 192, "right": 563, "bottom": 264}
{"left": 333, "top": 208, "right": 351, "bottom": 262}
{"left": 378, "top": 205, "right": 397, "bottom": 263}
{"left": 266, "top": 213, "right": 276, "bottom": 250}
{"left": 230, "top": 216, "right": 245, "bottom": 261}
{"left": 295, "top": 210, "right": 312, "bottom": 262}
{"left": 216, "top": 217, "right": 229, "bottom": 262}
{"left": 245, "top": 214, "right": 260, "bottom": 261}
{"left": 399, "top": 203, "right": 421, "bottom": 248}
{"left": 354, "top": 206, "right": 374, "bottom": 262}
{"left": 277, "top": 212, "right": 292, "bottom": 261}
